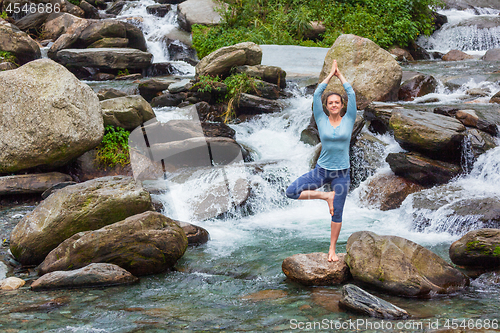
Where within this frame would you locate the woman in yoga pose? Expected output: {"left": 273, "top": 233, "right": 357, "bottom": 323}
{"left": 286, "top": 59, "right": 356, "bottom": 262}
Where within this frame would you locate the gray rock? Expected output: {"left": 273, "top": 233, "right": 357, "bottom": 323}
{"left": 282, "top": 253, "right": 351, "bottom": 286}
{"left": 168, "top": 79, "right": 193, "bottom": 93}
{"left": 10, "top": 176, "right": 153, "bottom": 265}
{"left": 449, "top": 228, "right": 500, "bottom": 268}
{"left": 346, "top": 231, "right": 469, "bottom": 297}
{"left": 319, "top": 34, "right": 402, "bottom": 109}
{"left": 38, "top": 211, "right": 188, "bottom": 276}
{"left": 31, "top": 263, "right": 138, "bottom": 290}
{"left": 87, "top": 37, "right": 129, "bottom": 48}
{"left": 57, "top": 48, "right": 152, "bottom": 69}
{"left": 0, "top": 59, "right": 104, "bottom": 173}
{"left": 105, "top": 1, "right": 126, "bottom": 15}
{"left": 234, "top": 65, "right": 287, "bottom": 88}
{"left": 146, "top": 4, "right": 171, "bottom": 17}
{"left": 386, "top": 152, "right": 461, "bottom": 186}
{"left": 41, "top": 181, "right": 77, "bottom": 199}
{"left": 100, "top": 95, "right": 155, "bottom": 130}
{"left": 177, "top": 0, "right": 223, "bottom": 32}
{"left": 151, "top": 92, "right": 187, "bottom": 107}
{"left": 234, "top": 93, "right": 283, "bottom": 116}
{"left": 195, "top": 42, "right": 262, "bottom": 77}
{"left": 80, "top": 0, "right": 100, "bottom": 19}
{"left": 97, "top": 88, "right": 128, "bottom": 101}
{"left": 0, "top": 173, "right": 72, "bottom": 196}
{"left": 0, "top": 20, "right": 41, "bottom": 64}
{"left": 42, "top": 13, "right": 89, "bottom": 40}
{"left": 482, "top": 48, "right": 500, "bottom": 61}
{"left": 138, "top": 78, "right": 176, "bottom": 102}
{"left": 389, "top": 109, "right": 466, "bottom": 162}
{"left": 339, "top": 284, "right": 409, "bottom": 319}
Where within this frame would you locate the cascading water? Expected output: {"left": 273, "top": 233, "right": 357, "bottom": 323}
{"left": 418, "top": 8, "right": 500, "bottom": 54}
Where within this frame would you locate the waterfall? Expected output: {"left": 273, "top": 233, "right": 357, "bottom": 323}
{"left": 418, "top": 9, "right": 500, "bottom": 53}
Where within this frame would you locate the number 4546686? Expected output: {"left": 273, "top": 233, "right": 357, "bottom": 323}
{"left": 4, "top": 2, "right": 61, "bottom": 14}
{"left": 444, "top": 319, "right": 498, "bottom": 330}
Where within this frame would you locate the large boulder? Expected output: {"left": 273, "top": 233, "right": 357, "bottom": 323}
{"left": 177, "top": 0, "right": 223, "bottom": 32}
{"left": 345, "top": 231, "right": 469, "bottom": 297}
{"left": 386, "top": 152, "right": 461, "bottom": 186}
{"left": 100, "top": 95, "right": 156, "bottom": 130}
{"left": 42, "top": 13, "right": 89, "bottom": 40}
{"left": 0, "top": 20, "right": 41, "bottom": 64}
{"left": 389, "top": 109, "right": 466, "bottom": 162}
{"left": 9, "top": 176, "right": 153, "bottom": 265}
{"left": 38, "top": 211, "right": 188, "bottom": 276}
{"left": 482, "top": 48, "right": 500, "bottom": 61}
{"left": 0, "top": 173, "right": 72, "bottom": 196}
{"left": 358, "top": 173, "right": 424, "bottom": 210}
{"left": 398, "top": 74, "right": 438, "bottom": 101}
{"left": 282, "top": 252, "right": 351, "bottom": 286}
{"left": 339, "top": 284, "right": 409, "bottom": 319}
{"left": 319, "top": 34, "right": 402, "bottom": 109}
{"left": 195, "top": 42, "right": 262, "bottom": 77}
{"left": 0, "top": 59, "right": 104, "bottom": 173}
{"left": 31, "top": 263, "right": 138, "bottom": 290}
{"left": 56, "top": 48, "right": 153, "bottom": 69}
{"left": 449, "top": 229, "right": 500, "bottom": 268}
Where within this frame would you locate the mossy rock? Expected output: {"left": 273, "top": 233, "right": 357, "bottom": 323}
{"left": 450, "top": 228, "right": 500, "bottom": 268}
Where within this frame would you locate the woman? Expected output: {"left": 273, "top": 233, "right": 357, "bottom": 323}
{"left": 286, "top": 60, "right": 356, "bottom": 262}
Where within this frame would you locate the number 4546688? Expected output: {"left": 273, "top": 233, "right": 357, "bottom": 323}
{"left": 5, "top": 2, "right": 61, "bottom": 14}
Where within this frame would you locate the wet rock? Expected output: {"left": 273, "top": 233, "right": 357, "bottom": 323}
{"left": 164, "top": 38, "right": 196, "bottom": 63}
{"left": 339, "top": 284, "right": 410, "bottom": 319}
{"left": 195, "top": 42, "right": 262, "bottom": 78}
{"left": 176, "top": 221, "right": 209, "bottom": 246}
{"left": 240, "top": 289, "right": 288, "bottom": 301}
{"left": 234, "top": 64, "right": 287, "bottom": 88}
{"left": 320, "top": 34, "right": 402, "bottom": 109}
{"left": 98, "top": 88, "right": 128, "bottom": 101}
{"left": 10, "top": 176, "right": 153, "bottom": 265}
{"left": 0, "top": 173, "right": 73, "bottom": 200}
{"left": 151, "top": 92, "right": 187, "bottom": 107}
{"left": 169, "top": 79, "right": 193, "bottom": 93}
{"left": 57, "top": 48, "right": 153, "bottom": 70}
{"left": 345, "top": 231, "right": 469, "bottom": 297}
{"left": 389, "top": 46, "right": 414, "bottom": 62}
{"left": 407, "top": 41, "right": 431, "bottom": 60}
{"left": 482, "top": 48, "right": 500, "bottom": 61}
{"left": 41, "top": 181, "right": 77, "bottom": 199}
{"left": 80, "top": 0, "right": 100, "bottom": 19}
{"left": 398, "top": 74, "right": 438, "bottom": 101}
{"left": 455, "top": 110, "right": 498, "bottom": 136}
{"left": 138, "top": 78, "right": 175, "bottom": 102}
{"left": 282, "top": 252, "right": 351, "bottom": 286}
{"left": 363, "top": 104, "right": 400, "bottom": 134}
{"left": 432, "top": 10, "right": 448, "bottom": 31}
{"left": 0, "top": 277, "right": 25, "bottom": 290}
{"left": 349, "top": 132, "right": 387, "bottom": 189}
{"left": 411, "top": 185, "right": 500, "bottom": 235}
{"left": 389, "top": 109, "right": 466, "bottom": 162}
{"left": 449, "top": 228, "right": 500, "bottom": 268}
{"left": 442, "top": 50, "right": 475, "bottom": 61}
{"left": 177, "top": 0, "right": 223, "bottom": 32}
{"left": 38, "top": 211, "right": 187, "bottom": 276}
{"left": 386, "top": 152, "right": 461, "bottom": 186}
{"left": 359, "top": 173, "right": 424, "bottom": 210}
{"left": 105, "top": 1, "right": 126, "bottom": 15}
{"left": 0, "top": 59, "right": 103, "bottom": 173}
{"left": 146, "top": 4, "right": 171, "bottom": 17}
{"left": 490, "top": 91, "right": 500, "bottom": 104}
{"left": 32, "top": 263, "right": 138, "bottom": 290}
{"left": 42, "top": 13, "right": 89, "bottom": 40}
{"left": 13, "top": 296, "right": 70, "bottom": 312}
{"left": 248, "top": 79, "right": 280, "bottom": 100}
{"left": 146, "top": 62, "right": 177, "bottom": 77}
{"left": 87, "top": 37, "right": 129, "bottom": 48}
{"left": 101, "top": 95, "right": 155, "bottom": 131}
{"left": 467, "top": 128, "right": 497, "bottom": 159}
{"left": 0, "top": 20, "right": 41, "bottom": 65}
{"left": 466, "top": 88, "right": 490, "bottom": 97}
{"left": 234, "top": 93, "right": 283, "bottom": 116}
{"left": 195, "top": 101, "right": 226, "bottom": 122}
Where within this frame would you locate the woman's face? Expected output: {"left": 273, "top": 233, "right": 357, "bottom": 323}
{"left": 327, "top": 94, "right": 343, "bottom": 116}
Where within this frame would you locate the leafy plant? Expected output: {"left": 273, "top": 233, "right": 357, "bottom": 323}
{"left": 95, "top": 126, "right": 130, "bottom": 168}
{"left": 222, "top": 72, "right": 260, "bottom": 122}
{"left": 192, "top": 74, "right": 222, "bottom": 93}
{"left": 0, "top": 11, "right": 8, "bottom": 19}
{"left": 67, "top": 0, "right": 81, "bottom": 5}
{"left": 117, "top": 69, "right": 130, "bottom": 77}
{"left": 0, "top": 51, "right": 17, "bottom": 65}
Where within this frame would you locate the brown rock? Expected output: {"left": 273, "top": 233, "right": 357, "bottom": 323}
{"left": 0, "top": 277, "right": 25, "bottom": 290}
{"left": 449, "top": 228, "right": 500, "bottom": 268}
{"left": 0, "top": 172, "right": 72, "bottom": 196}
{"left": 398, "top": 74, "right": 438, "bottom": 101}
{"left": 442, "top": 50, "right": 474, "bottom": 61}
{"left": 282, "top": 252, "right": 351, "bottom": 286}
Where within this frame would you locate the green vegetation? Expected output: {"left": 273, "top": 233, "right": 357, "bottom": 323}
{"left": 0, "top": 51, "right": 17, "bottom": 65}
{"left": 117, "top": 69, "right": 130, "bottom": 77}
{"left": 67, "top": 0, "right": 81, "bottom": 5}
{"left": 193, "top": 0, "right": 443, "bottom": 58}
{"left": 0, "top": 11, "right": 8, "bottom": 19}
{"left": 193, "top": 73, "right": 260, "bottom": 122}
{"left": 95, "top": 126, "right": 130, "bottom": 168}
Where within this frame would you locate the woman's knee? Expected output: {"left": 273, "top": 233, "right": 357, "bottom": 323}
{"left": 285, "top": 185, "right": 300, "bottom": 199}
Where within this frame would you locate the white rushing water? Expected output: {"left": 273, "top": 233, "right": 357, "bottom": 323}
{"left": 418, "top": 8, "right": 500, "bottom": 54}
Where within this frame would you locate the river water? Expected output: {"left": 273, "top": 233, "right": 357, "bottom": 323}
{"left": 2, "top": 4, "right": 500, "bottom": 333}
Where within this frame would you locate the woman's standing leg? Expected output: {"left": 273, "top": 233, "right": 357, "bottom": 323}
{"left": 327, "top": 169, "right": 350, "bottom": 262}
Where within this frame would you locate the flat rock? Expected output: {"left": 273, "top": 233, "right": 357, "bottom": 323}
{"left": 339, "top": 284, "right": 410, "bottom": 319}
{"left": 57, "top": 48, "right": 153, "bottom": 69}
{"left": 31, "top": 263, "right": 138, "bottom": 290}
{"left": 0, "top": 173, "right": 72, "bottom": 196}
{"left": 282, "top": 252, "right": 351, "bottom": 286}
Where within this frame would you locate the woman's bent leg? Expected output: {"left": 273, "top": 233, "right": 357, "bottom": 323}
{"left": 285, "top": 166, "right": 325, "bottom": 199}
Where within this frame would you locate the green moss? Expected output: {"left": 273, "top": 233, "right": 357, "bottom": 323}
{"left": 493, "top": 246, "right": 500, "bottom": 256}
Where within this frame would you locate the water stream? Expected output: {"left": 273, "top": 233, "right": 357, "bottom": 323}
{"left": 1, "top": 4, "right": 500, "bottom": 333}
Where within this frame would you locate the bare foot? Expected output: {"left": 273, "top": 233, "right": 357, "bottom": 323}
{"left": 328, "top": 248, "right": 339, "bottom": 262}
{"left": 326, "top": 191, "right": 335, "bottom": 216}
